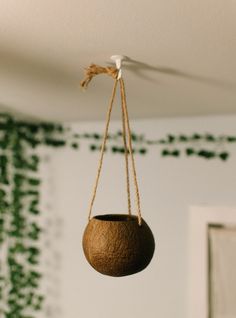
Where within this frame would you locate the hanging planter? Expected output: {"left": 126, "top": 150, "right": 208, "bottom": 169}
{"left": 83, "top": 214, "right": 154, "bottom": 277}
{"left": 81, "top": 57, "right": 155, "bottom": 277}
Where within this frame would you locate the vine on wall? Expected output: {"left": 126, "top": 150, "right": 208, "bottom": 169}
{"left": 0, "top": 112, "right": 235, "bottom": 317}
{"left": 0, "top": 114, "right": 71, "bottom": 318}
{"left": 75, "top": 131, "right": 233, "bottom": 161}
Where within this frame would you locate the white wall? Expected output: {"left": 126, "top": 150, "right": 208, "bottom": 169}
{"left": 50, "top": 115, "right": 236, "bottom": 318}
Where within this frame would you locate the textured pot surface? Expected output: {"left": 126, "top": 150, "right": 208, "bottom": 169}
{"left": 82, "top": 214, "right": 155, "bottom": 277}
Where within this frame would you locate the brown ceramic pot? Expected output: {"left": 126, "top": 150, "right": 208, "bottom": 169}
{"left": 82, "top": 214, "right": 155, "bottom": 277}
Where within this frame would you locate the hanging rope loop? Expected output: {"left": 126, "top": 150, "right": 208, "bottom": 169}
{"left": 81, "top": 65, "right": 142, "bottom": 226}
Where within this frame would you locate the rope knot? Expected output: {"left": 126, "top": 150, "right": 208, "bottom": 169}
{"left": 80, "top": 64, "right": 118, "bottom": 89}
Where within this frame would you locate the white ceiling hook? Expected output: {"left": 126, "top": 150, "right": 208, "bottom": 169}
{"left": 111, "top": 55, "right": 125, "bottom": 79}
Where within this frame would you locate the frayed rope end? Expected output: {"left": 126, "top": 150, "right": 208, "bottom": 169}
{"left": 80, "top": 64, "right": 119, "bottom": 89}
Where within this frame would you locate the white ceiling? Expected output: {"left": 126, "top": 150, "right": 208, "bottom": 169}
{"left": 0, "top": 0, "right": 235, "bottom": 122}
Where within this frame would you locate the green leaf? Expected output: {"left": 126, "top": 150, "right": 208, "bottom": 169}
{"left": 28, "top": 178, "right": 41, "bottom": 186}
{"left": 167, "top": 134, "right": 175, "bottom": 143}
{"left": 71, "top": 143, "right": 79, "bottom": 149}
{"left": 186, "top": 148, "right": 195, "bottom": 156}
{"left": 162, "top": 149, "right": 170, "bottom": 156}
{"left": 139, "top": 148, "right": 147, "bottom": 155}
{"left": 219, "top": 152, "right": 229, "bottom": 161}
{"left": 179, "top": 135, "right": 188, "bottom": 142}
{"left": 171, "top": 150, "right": 180, "bottom": 157}
{"left": 227, "top": 136, "right": 236, "bottom": 142}
{"left": 90, "top": 144, "right": 97, "bottom": 151}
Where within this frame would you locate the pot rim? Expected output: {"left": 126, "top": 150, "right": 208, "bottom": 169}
{"left": 92, "top": 214, "right": 140, "bottom": 222}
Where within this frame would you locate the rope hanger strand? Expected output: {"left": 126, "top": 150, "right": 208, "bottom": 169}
{"left": 87, "top": 79, "right": 118, "bottom": 221}
{"left": 120, "top": 81, "right": 132, "bottom": 216}
{"left": 120, "top": 78, "right": 142, "bottom": 225}
{"left": 81, "top": 64, "right": 142, "bottom": 225}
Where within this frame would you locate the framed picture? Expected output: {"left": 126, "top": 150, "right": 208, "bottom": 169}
{"left": 188, "top": 207, "right": 236, "bottom": 318}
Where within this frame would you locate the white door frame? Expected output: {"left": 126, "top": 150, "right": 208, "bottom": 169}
{"left": 188, "top": 206, "right": 236, "bottom": 318}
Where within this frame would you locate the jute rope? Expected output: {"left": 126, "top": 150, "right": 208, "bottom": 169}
{"left": 120, "top": 78, "right": 142, "bottom": 225}
{"left": 81, "top": 64, "right": 142, "bottom": 225}
{"left": 120, "top": 81, "right": 132, "bottom": 216}
{"left": 87, "top": 79, "right": 118, "bottom": 221}
{"left": 81, "top": 64, "right": 118, "bottom": 89}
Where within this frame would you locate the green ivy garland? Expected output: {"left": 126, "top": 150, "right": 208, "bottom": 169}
{"left": 0, "top": 112, "right": 235, "bottom": 317}
{"left": 0, "top": 114, "right": 70, "bottom": 318}
{"left": 76, "top": 131, "right": 233, "bottom": 161}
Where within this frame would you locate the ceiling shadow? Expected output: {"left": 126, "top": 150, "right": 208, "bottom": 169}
{"left": 0, "top": 47, "right": 79, "bottom": 87}
{"left": 0, "top": 102, "right": 44, "bottom": 121}
{"left": 108, "top": 56, "right": 235, "bottom": 90}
